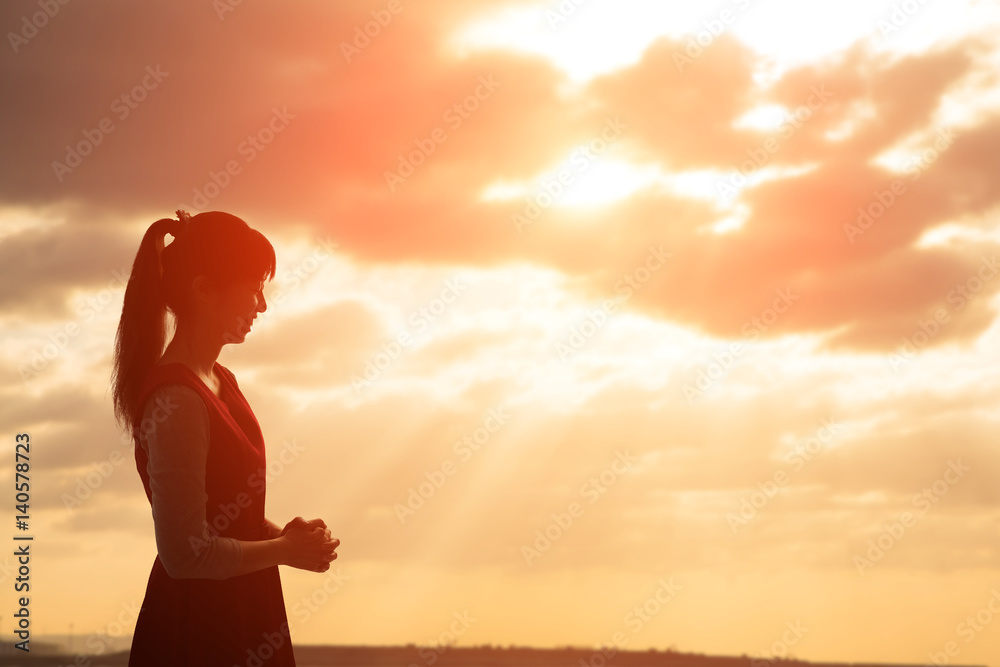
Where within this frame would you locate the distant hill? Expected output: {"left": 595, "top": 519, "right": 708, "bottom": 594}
{"left": 0, "top": 644, "right": 986, "bottom": 667}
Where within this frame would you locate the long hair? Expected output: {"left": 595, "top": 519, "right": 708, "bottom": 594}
{"left": 111, "top": 211, "right": 276, "bottom": 441}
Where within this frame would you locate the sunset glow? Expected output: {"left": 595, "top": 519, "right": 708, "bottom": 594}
{"left": 4, "top": 0, "right": 1000, "bottom": 664}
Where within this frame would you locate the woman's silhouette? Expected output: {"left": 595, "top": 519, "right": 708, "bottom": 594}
{"left": 112, "top": 210, "right": 338, "bottom": 666}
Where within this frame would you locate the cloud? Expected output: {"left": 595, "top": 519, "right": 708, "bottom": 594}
{"left": 0, "top": 220, "right": 135, "bottom": 319}
{"left": 228, "top": 299, "right": 383, "bottom": 388}
{"left": 3, "top": 3, "right": 998, "bottom": 351}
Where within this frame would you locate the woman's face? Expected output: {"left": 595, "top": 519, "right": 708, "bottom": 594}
{"left": 215, "top": 277, "right": 268, "bottom": 345}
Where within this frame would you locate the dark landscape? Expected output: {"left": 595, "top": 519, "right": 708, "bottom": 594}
{"left": 0, "top": 645, "right": 985, "bottom": 667}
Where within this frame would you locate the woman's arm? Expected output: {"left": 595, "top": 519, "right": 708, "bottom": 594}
{"left": 142, "top": 385, "right": 336, "bottom": 579}
{"left": 231, "top": 535, "right": 289, "bottom": 577}
{"left": 143, "top": 385, "right": 291, "bottom": 579}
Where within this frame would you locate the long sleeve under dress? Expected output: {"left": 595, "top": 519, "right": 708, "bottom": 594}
{"left": 128, "top": 361, "right": 296, "bottom": 666}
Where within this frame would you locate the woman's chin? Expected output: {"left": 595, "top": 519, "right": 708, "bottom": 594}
{"left": 222, "top": 329, "right": 249, "bottom": 345}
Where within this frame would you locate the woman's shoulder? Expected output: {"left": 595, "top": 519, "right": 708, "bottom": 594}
{"left": 140, "top": 383, "right": 207, "bottom": 422}
{"left": 137, "top": 383, "right": 209, "bottom": 449}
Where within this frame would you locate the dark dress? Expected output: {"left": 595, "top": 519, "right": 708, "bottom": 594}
{"left": 128, "top": 361, "right": 296, "bottom": 666}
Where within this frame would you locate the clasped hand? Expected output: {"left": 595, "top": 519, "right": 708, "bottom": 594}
{"left": 279, "top": 516, "right": 339, "bottom": 573}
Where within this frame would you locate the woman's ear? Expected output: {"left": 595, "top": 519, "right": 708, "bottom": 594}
{"left": 190, "top": 274, "right": 219, "bottom": 308}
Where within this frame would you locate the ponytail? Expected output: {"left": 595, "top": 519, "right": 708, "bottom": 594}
{"left": 111, "top": 217, "right": 184, "bottom": 441}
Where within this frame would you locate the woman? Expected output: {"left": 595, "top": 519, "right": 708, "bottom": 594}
{"left": 111, "top": 210, "right": 338, "bottom": 666}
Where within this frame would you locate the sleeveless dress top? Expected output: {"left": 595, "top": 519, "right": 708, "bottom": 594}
{"left": 128, "top": 361, "right": 296, "bottom": 666}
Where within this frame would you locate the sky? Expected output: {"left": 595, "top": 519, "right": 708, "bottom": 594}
{"left": 3, "top": 0, "right": 1000, "bottom": 663}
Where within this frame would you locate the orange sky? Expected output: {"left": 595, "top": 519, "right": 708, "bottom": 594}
{"left": 3, "top": 0, "right": 1000, "bottom": 663}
